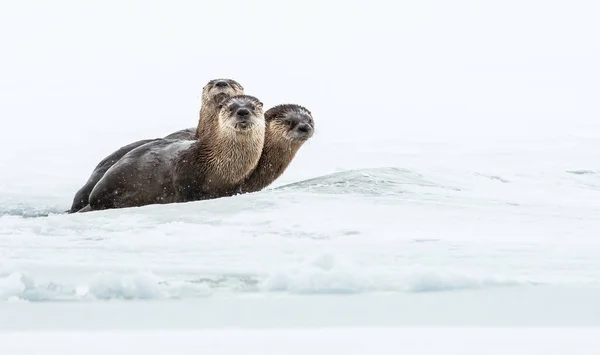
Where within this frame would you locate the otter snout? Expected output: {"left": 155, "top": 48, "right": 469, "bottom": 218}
{"left": 220, "top": 95, "right": 265, "bottom": 132}
{"left": 213, "top": 92, "right": 230, "bottom": 105}
{"left": 209, "top": 80, "right": 241, "bottom": 105}
{"left": 295, "top": 123, "right": 312, "bottom": 134}
{"left": 237, "top": 108, "right": 250, "bottom": 117}
{"left": 234, "top": 108, "right": 254, "bottom": 130}
{"left": 289, "top": 115, "right": 314, "bottom": 139}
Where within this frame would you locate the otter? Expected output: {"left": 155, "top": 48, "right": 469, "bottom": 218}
{"left": 68, "top": 78, "right": 244, "bottom": 213}
{"left": 160, "top": 103, "right": 315, "bottom": 198}
{"left": 68, "top": 138, "right": 160, "bottom": 212}
{"left": 234, "top": 104, "right": 315, "bottom": 194}
{"left": 81, "top": 95, "right": 265, "bottom": 211}
{"left": 164, "top": 78, "right": 244, "bottom": 140}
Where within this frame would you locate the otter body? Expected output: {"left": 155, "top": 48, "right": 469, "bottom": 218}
{"left": 166, "top": 78, "right": 244, "bottom": 141}
{"left": 236, "top": 104, "right": 315, "bottom": 194}
{"left": 158, "top": 103, "right": 315, "bottom": 199}
{"left": 84, "top": 95, "right": 265, "bottom": 212}
{"left": 87, "top": 139, "right": 194, "bottom": 209}
{"left": 68, "top": 138, "right": 160, "bottom": 212}
{"left": 163, "top": 127, "right": 196, "bottom": 140}
{"left": 155, "top": 102, "right": 314, "bottom": 198}
{"left": 68, "top": 78, "right": 244, "bottom": 213}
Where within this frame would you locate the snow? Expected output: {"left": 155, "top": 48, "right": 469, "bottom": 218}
{"left": 1, "top": 328, "right": 599, "bottom": 355}
{"left": 2, "top": 165, "right": 600, "bottom": 302}
{"left": 1, "top": 0, "right": 600, "bottom": 351}
{"left": 2, "top": 288, "right": 600, "bottom": 330}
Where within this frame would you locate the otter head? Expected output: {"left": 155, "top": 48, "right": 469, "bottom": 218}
{"left": 218, "top": 95, "right": 265, "bottom": 133}
{"left": 201, "top": 78, "right": 244, "bottom": 106}
{"left": 264, "top": 104, "right": 314, "bottom": 142}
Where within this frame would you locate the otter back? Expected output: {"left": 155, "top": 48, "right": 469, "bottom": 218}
{"left": 87, "top": 139, "right": 194, "bottom": 210}
{"left": 68, "top": 138, "right": 160, "bottom": 213}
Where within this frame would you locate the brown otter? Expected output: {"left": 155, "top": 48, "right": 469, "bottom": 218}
{"left": 81, "top": 95, "right": 265, "bottom": 211}
{"left": 68, "top": 78, "right": 244, "bottom": 213}
{"left": 234, "top": 104, "right": 314, "bottom": 194}
{"left": 164, "top": 78, "right": 244, "bottom": 140}
{"left": 67, "top": 138, "right": 160, "bottom": 213}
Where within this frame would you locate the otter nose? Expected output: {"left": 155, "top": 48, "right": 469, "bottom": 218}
{"left": 237, "top": 108, "right": 250, "bottom": 117}
{"left": 214, "top": 80, "right": 229, "bottom": 88}
{"left": 295, "top": 123, "right": 312, "bottom": 134}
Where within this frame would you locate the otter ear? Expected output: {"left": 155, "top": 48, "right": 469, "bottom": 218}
{"left": 257, "top": 101, "right": 264, "bottom": 110}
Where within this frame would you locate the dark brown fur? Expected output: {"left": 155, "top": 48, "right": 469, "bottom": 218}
{"left": 68, "top": 78, "right": 244, "bottom": 213}
{"left": 68, "top": 138, "right": 160, "bottom": 213}
{"left": 164, "top": 78, "right": 244, "bottom": 140}
{"left": 83, "top": 95, "right": 265, "bottom": 211}
{"left": 236, "top": 104, "right": 314, "bottom": 193}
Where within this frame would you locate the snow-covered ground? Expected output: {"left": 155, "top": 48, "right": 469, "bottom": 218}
{"left": 2, "top": 159, "right": 600, "bottom": 299}
{"left": 1, "top": 0, "right": 600, "bottom": 352}
{"left": 2, "top": 328, "right": 600, "bottom": 355}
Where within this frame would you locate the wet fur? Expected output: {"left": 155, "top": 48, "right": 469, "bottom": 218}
{"left": 87, "top": 139, "right": 192, "bottom": 209}
{"left": 68, "top": 78, "right": 243, "bottom": 213}
{"left": 236, "top": 104, "right": 314, "bottom": 194}
{"left": 165, "top": 79, "right": 244, "bottom": 140}
{"left": 163, "top": 127, "right": 196, "bottom": 140}
{"left": 68, "top": 138, "right": 159, "bottom": 212}
{"left": 85, "top": 95, "right": 265, "bottom": 211}
{"left": 166, "top": 104, "right": 315, "bottom": 196}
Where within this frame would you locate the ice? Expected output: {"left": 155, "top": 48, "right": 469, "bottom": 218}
{"left": 1, "top": 165, "right": 600, "bottom": 304}
{"left": 1, "top": 0, "right": 600, "bottom": 343}
{"left": 1, "top": 328, "right": 599, "bottom": 355}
